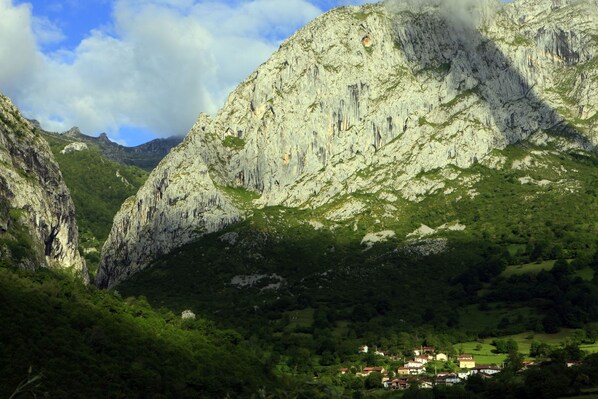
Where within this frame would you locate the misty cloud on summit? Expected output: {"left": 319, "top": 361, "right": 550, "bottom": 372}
{"left": 384, "top": 0, "right": 501, "bottom": 28}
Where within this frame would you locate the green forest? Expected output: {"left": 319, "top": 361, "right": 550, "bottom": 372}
{"left": 0, "top": 266, "right": 272, "bottom": 398}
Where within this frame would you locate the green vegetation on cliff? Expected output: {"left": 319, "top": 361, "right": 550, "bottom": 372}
{"left": 0, "top": 205, "right": 40, "bottom": 267}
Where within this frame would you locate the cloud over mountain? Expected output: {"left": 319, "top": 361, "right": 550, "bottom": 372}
{"left": 384, "top": 0, "right": 501, "bottom": 28}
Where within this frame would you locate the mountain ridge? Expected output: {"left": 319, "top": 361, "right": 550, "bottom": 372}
{"left": 40, "top": 125, "right": 183, "bottom": 171}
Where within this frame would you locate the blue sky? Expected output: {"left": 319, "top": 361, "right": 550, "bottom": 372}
{"left": 0, "top": 0, "right": 504, "bottom": 146}
{"left": 14, "top": 1, "right": 112, "bottom": 52}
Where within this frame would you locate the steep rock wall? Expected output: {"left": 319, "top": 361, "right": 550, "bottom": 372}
{"left": 0, "top": 94, "right": 86, "bottom": 279}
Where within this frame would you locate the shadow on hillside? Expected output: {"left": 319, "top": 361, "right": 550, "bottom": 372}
{"left": 0, "top": 267, "right": 269, "bottom": 398}
{"left": 117, "top": 224, "right": 500, "bottom": 333}
{"left": 389, "top": 5, "right": 594, "bottom": 151}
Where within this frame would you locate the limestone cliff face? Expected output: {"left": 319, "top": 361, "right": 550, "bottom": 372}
{"left": 0, "top": 94, "right": 86, "bottom": 278}
{"left": 98, "top": 0, "right": 597, "bottom": 288}
{"left": 95, "top": 127, "right": 241, "bottom": 288}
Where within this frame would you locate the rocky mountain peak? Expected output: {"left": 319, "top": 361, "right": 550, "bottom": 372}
{"left": 64, "top": 127, "right": 83, "bottom": 138}
{"left": 97, "top": 0, "right": 597, "bottom": 288}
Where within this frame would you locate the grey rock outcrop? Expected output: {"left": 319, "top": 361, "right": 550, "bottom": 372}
{"left": 60, "top": 142, "right": 88, "bottom": 154}
{"left": 98, "top": 0, "right": 597, "bottom": 288}
{"left": 0, "top": 94, "right": 86, "bottom": 278}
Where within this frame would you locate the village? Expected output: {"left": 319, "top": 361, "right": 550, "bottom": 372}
{"left": 339, "top": 345, "right": 512, "bottom": 391}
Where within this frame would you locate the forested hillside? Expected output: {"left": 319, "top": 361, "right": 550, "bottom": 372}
{"left": 0, "top": 267, "right": 272, "bottom": 398}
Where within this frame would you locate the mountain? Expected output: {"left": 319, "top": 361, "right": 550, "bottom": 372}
{"left": 39, "top": 126, "right": 180, "bottom": 275}
{"left": 43, "top": 126, "right": 183, "bottom": 171}
{"left": 97, "top": 0, "right": 597, "bottom": 289}
{"left": 0, "top": 94, "right": 85, "bottom": 278}
{"left": 1, "top": 0, "right": 596, "bottom": 396}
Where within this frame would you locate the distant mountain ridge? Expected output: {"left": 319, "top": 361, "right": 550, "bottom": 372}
{"left": 39, "top": 124, "right": 183, "bottom": 171}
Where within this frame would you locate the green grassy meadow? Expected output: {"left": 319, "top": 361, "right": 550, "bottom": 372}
{"left": 456, "top": 329, "right": 598, "bottom": 365}
{"left": 502, "top": 260, "right": 558, "bottom": 277}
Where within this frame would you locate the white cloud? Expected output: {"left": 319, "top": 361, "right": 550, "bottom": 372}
{"left": 384, "top": 0, "right": 501, "bottom": 28}
{"left": 0, "top": 0, "right": 357, "bottom": 144}
{"left": 0, "top": 0, "right": 41, "bottom": 98}
{"left": 31, "top": 15, "right": 66, "bottom": 45}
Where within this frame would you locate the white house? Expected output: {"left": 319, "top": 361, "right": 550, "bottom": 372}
{"left": 458, "top": 371, "right": 471, "bottom": 379}
{"left": 436, "top": 373, "right": 462, "bottom": 386}
{"left": 414, "top": 355, "right": 429, "bottom": 364}
{"left": 471, "top": 365, "right": 501, "bottom": 375}
{"left": 458, "top": 354, "right": 476, "bottom": 369}
{"left": 402, "top": 362, "right": 425, "bottom": 375}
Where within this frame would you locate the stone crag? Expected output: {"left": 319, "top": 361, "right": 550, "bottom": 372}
{"left": 98, "top": 0, "right": 597, "bottom": 288}
{"left": 0, "top": 94, "right": 86, "bottom": 279}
